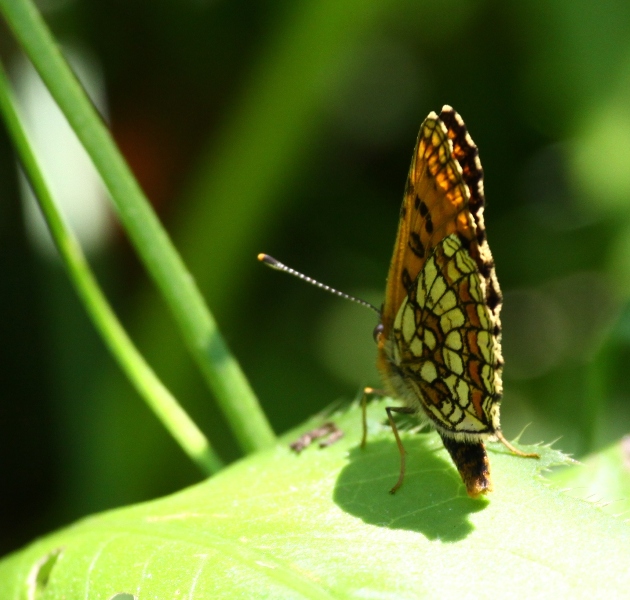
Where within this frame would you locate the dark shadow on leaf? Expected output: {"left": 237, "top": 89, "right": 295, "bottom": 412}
{"left": 333, "top": 434, "right": 488, "bottom": 542}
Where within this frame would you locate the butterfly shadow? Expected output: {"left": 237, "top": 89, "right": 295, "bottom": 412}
{"left": 333, "top": 435, "right": 488, "bottom": 542}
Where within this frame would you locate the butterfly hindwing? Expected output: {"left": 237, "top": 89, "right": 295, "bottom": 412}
{"left": 393, "top": 233, "right": 499, "bottom": 434}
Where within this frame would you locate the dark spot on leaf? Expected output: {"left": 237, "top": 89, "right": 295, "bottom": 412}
{"left": 29, "top": 548, "right": 63, "bottom": 598}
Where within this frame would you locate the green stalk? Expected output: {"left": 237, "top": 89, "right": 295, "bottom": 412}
{"left": 0, "top": 61, "right": 224, "bottom": 474}
{"left": 0, "top": 0, "right": 276, "bottom": 452}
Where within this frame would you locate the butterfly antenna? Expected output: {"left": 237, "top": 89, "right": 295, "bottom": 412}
{"left": 258, "top": 253, "right": 381, "bottom": 316}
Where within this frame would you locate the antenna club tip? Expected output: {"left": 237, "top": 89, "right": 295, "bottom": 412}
{"left": 258, "top": 253, "right": 281, "bottom": 269}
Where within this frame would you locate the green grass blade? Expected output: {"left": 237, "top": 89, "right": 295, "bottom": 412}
{"left": 0, "top": 61, "right": 223, "bottom": 475}
{"left": 0, "top": 0, "right": 275, "bottom": 453}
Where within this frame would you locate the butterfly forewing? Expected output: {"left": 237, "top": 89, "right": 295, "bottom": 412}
{"left": 380, "top": 110, "right": 480, "bottom": 341}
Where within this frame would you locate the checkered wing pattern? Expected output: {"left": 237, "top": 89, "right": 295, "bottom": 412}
{"left": 376, "top": 106, "right": 504, "bottom": 495}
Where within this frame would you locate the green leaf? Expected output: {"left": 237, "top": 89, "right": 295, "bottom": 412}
{"left": 549, "top": 436, "right": 630, "bottom": 517}
{"left": 2, "top": 400, "right": 630, "bottom": 599}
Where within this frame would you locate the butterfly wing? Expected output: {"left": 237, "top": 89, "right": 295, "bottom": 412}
{"left": 380, "top": 109, "right": 472, "bottom": 332}
{"left": 395, "top": 232, "right": 503, "bottom": 434}
{"left": 376, "top": 106, "right": 503, "bottom": 496}
{"left": 379, "top": 107, "right": 500, "bottom": 343}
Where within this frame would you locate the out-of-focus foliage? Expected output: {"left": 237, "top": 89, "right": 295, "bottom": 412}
{"left": 2, "top": 0, "right": 630, "bottom": 556}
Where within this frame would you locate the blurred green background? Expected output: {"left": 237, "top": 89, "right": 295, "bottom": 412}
{"left": 2, "top": 0, "right": 630, "bottom": 556}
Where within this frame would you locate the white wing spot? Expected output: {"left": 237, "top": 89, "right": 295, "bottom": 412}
{"left": 440, "top": 307, "right": 465, "bottom": 332}
{"left": 420, "top": 360, "right": 438, "bottom": 383}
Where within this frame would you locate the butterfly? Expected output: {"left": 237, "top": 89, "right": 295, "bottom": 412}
{"left": 260, "top": 106, "right": 538, "bottom": 498}
{"left": 373, "top": 105, "right": 538, "bottom": 497}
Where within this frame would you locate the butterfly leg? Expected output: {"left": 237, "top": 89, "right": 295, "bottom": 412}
{"left": 290, "top": 422, "right": 344, "bottom": 453}
{"left": 494, "top": 430, "right": 540, "bottom": 458}
{"left": 386, "top": 405, "right": 416, "bottom": 494}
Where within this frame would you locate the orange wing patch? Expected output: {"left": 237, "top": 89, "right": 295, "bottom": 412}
{"left": 380, "top": 109, "right": 483, "bottom": 340}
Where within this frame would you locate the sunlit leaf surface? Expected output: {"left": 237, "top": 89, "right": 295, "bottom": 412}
{"left": 2, "top": 401, "right": 630, "bottom": 599}
{"left": 550, "top": 436, "right": 630, "bottom": 517}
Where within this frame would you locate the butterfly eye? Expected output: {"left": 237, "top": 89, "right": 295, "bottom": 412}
{"left": 373, "top": 322, "right": 384, "bottom": 343}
